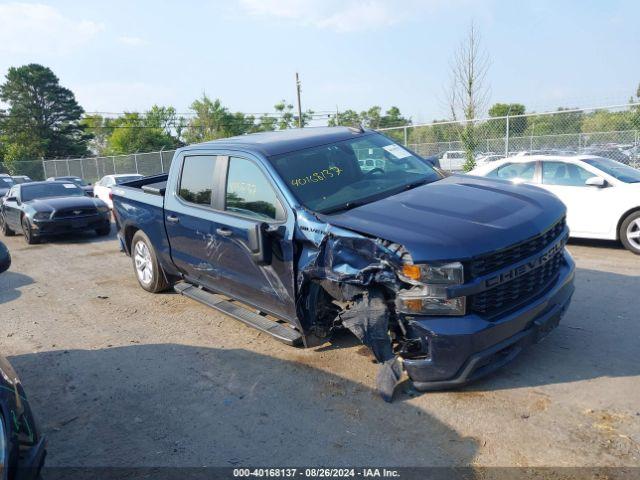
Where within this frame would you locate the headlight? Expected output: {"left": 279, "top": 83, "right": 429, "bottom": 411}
{"left": 33, "top": 211, "right": 51, "bottom": 221}
{"left": 397, "top": 262, "right": 466, "bottom": 316}
{"left": 97, "top": 206, "right": 110, "bottom": 214}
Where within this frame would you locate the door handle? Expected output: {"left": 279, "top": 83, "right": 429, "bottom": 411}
{"left": 216, "top": 227, "right": 233, "bottom": 237}
{"left": 166, "top": 214, "right": 180, "bottom": 224}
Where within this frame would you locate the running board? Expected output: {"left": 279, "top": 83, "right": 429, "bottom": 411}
{"left": 174, "top": 282, "right": 302, "bottom": 346}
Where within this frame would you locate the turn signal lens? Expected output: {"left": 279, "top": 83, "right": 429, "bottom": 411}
{"left": 405, "top": 299, "right": 423, "bottom": 311}
{"left": 402, "top": 264, "right": 421, "bottom": 280}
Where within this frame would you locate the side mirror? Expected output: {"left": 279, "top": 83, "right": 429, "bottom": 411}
{"left": 5, "top": 196, "right": 17, "bottom": 203}
{"left": 247, "top": 222, "right": 272, "bottom": 266}
{"left": 585, "top": 176, "right": 607, "bottom": 188}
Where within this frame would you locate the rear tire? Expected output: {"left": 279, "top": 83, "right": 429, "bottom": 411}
{"left": 131, "top": 230, "right": 169, "bottom": 293}
{"left": 0, "top": 214, "right": 14, "bottom": 237}
{"left": 620, "top": 211, "right": 640, "bottom": 255}
{"left": 21, "top": 216, "right": 39, "bottom": 245}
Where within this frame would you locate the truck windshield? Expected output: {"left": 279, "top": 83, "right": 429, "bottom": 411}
{"left": 269, "top": 133, "right": 441, "bottom": 213}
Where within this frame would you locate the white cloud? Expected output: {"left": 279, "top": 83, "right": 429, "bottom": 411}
{"left": 237, "top": 0, "right": 404, "bottom": 32}
{"left": 73, "top": 82, "right": 175, "bottom": 112}
{"left": 118, "top": 36, "right": 148, "bottom": 47}
{"left": 0, "top": 3, "right": 104, "bottom": 55}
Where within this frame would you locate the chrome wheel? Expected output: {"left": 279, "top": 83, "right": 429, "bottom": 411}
{"left": 627, "top": 218, "right": 640, "bottom": 249}
{"left": 134, "top": 240, "right": 153, "bottom": 286}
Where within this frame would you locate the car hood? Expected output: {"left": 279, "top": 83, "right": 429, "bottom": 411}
{"left": 26, "top": 195, "right": 103, "bottom": 211}
{"left": 319, "top": 175, "right": 566, "bottom": 262}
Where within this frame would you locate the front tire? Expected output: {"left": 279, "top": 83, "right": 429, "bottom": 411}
{"left": 21, "top": 216, "right": 39, "bottom": 245}
{"left": 131, "top": 230, "right": 168, "bottom": 293}
{"left": 620, "top": 211, "right": 640, "bottom": 255}
{"left": 0, "top": 214, "right": 14, "bottom": 237}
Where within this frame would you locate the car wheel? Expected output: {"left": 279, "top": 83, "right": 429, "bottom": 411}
{"left": 21, "top": 217, "right": 39, "bottom": 245}
{"left": 95, "top": 224, "right": 111, "bottom": 236}
{"left": 1, "top": 413, "right": 11, "bottom": 480}
{"left": 131, "top": 230, "right": 169, "bottom": 293}
{"left": 0, "top": 215, "right": 14, "bottom": 237}
{"left": 620, "top": 211, "right": 640, "bottom": 255}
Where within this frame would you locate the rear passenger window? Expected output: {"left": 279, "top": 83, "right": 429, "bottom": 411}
{"left": 488, "top": 162, "right": 536, "bottom": 182}
{"left": 226, "top": 157, "right": 283, "bottom": 221}
{"left": 179, "top": 155, "right": 217, "bottom": 205}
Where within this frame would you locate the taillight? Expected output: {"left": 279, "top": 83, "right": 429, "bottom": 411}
{"left": 109, "top": 191, "right": 113, "bottom": 200}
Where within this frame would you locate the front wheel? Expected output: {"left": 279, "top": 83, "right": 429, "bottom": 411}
{"left": 131, "top": 230, "right": 169, "bottom": 293}
{"left": 620, "top": 211, "right": 640, "bottom": 255}
{"left": 21, "top": 216, "right": 39, "bottom": 245}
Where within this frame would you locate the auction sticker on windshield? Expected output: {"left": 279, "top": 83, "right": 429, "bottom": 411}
{"left": 383, "top": 144, "right": 412, "bottom": 159}
{"left": 63, "top": 184, "right": 76, "bottom": 188}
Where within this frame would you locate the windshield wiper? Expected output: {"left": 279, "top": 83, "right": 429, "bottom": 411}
{"left": 320, "top": 200, "right": 369, "bottom": 215}
{"left": 402, "top": 178, "right": 431, "bottom": 191}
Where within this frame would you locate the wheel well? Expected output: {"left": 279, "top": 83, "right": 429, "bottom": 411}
{"left": 124, "top": 225, "right": 139, "bottom": 254}
{"left": 616, "top": 207, "right": 640, "bottom": 240}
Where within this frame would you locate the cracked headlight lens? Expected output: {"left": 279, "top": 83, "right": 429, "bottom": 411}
{"left": 398, "top": 262, "right": 466, "bottom": 315}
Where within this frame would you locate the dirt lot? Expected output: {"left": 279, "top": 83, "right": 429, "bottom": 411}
{"left": 0, "top": 227, "right": 639, "bottom": 468}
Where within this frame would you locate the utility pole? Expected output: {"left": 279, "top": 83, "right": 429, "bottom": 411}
{"left": 295, "top": 72, "right": 303, "bottom": 128}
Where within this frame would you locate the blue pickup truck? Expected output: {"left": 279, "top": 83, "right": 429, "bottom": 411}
{"left": 112, "top": 127, "right": 575, "bottom": 400}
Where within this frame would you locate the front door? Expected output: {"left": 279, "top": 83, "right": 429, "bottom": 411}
{"left": 2, "top": 187, "right": 21, "bottom": 231}
{"left": 537, "top": 161, "right": 613, "bottom": 235}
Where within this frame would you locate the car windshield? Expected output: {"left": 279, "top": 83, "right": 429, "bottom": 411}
{"left": 0, "top": 177, "right": 14, "bottom": 187}
{"left": 115, "top": 175, "right": 142, "bottom": 185}
{"left": 21, "top": 183, "right": 85, "bottom": 201}
{"left": 582, "top": 157, "right": 640, "bottom": 183}
{"left": 58, "top": 177, "right": 87, "bottom": 186}
{"left": 268, "top": 133, "right": 441, "bottom": 213}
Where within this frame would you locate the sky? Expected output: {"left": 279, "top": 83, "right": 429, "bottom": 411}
{"left": 0, "top": 0, "right": 638, "bottom": 124}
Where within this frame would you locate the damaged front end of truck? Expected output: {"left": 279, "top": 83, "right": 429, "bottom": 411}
{"left": 294, "top": 210, "right": 445, "bottom": 402}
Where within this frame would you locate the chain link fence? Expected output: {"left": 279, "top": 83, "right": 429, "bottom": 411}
{"left": 380, "top": 103, "right": 640, "bottom": 171}
{"left": 4, "top": 102, "right": 637, "bottom": 180}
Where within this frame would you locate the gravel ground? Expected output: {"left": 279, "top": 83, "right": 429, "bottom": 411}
{"left": 0, "top": 227, "right": 638, "bottom": 468}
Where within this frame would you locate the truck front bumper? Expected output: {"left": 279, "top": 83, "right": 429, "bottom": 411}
{"left": 403, "top": 251, "right": 575, "bottom": 390}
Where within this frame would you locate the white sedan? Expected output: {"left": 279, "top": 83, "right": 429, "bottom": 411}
{"left": 94, "top": 174, "right": 143, "bottom": 209}
{"left": 469, "top": 155, "right": 640, "bottom": 254}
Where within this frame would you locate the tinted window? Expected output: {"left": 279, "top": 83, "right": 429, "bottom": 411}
{"left": 542, "top": 162, "right": 593, "bottom": 186}
{"left": 21, "top": 183, "right": 84, "bottom": 201}
{"left": 582, "top": 157, "right": 640, "bottom": 183}
{"left": 0, "top": 177, "right": 14, "bottom": 187}
{"left": 488, "top": 162, "right": 536, "bottom": 182}
{"left": 179, "top": 156, "right": 217, "bottom": 205}
{"left": 226, "top": 157, "right": 282, "bottom": 221}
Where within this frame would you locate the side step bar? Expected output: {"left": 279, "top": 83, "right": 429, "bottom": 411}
{"left": 174, "top": 282, "right": 303, "bottom": 346}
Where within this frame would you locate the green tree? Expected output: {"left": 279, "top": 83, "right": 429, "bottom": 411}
{"left": 273, "top": 100, "right": 313, "bottom": 129}
{"left": 0, "top": 64, "right": 89, "bottom": 166}
{"left": 104, "top": 107, "right": 180, "bottom": 155}
{"left": 487, "top": 103, "right": 527, "bottom": 137}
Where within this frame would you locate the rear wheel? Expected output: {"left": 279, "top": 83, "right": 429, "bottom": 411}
{"left": 0, "top": 214, "right": 14, "bottom": 237}
{"left": 620, "top": 211, "right": 640, "bottom": 255}
{"left": 131, "top": 230, "right": 169, "bottom": 292}
{"left": 21, "top": 216, "right": 38, "bottom": 245}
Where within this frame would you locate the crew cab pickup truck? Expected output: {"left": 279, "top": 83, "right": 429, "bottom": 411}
{"left": 112, "top": 127, "right": 575, "bottom": 400}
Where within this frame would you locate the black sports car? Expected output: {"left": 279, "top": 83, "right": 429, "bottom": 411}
{"left": 0, "top": 355, "right": 45, "bottom": 480}
{"left": 46, "top": 176, "right": 93, "bottom": 196}
{"left": 0, "top": 241, "right": 9, "bottom": 274}
{"left": 0, "top": 181, "right": 111, "bottom": 244}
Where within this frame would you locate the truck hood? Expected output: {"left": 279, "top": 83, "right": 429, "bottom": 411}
{"left": 319, "top": 175, "right": 566, "bottom": 262}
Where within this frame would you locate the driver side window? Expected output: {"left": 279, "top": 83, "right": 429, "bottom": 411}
{"left": 542, "top": 162, "right": 593, "bottom": 186}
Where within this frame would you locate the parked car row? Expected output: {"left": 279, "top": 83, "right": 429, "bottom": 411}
{"left": 0, "top": 173, "right": 143, "bottom": 245}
